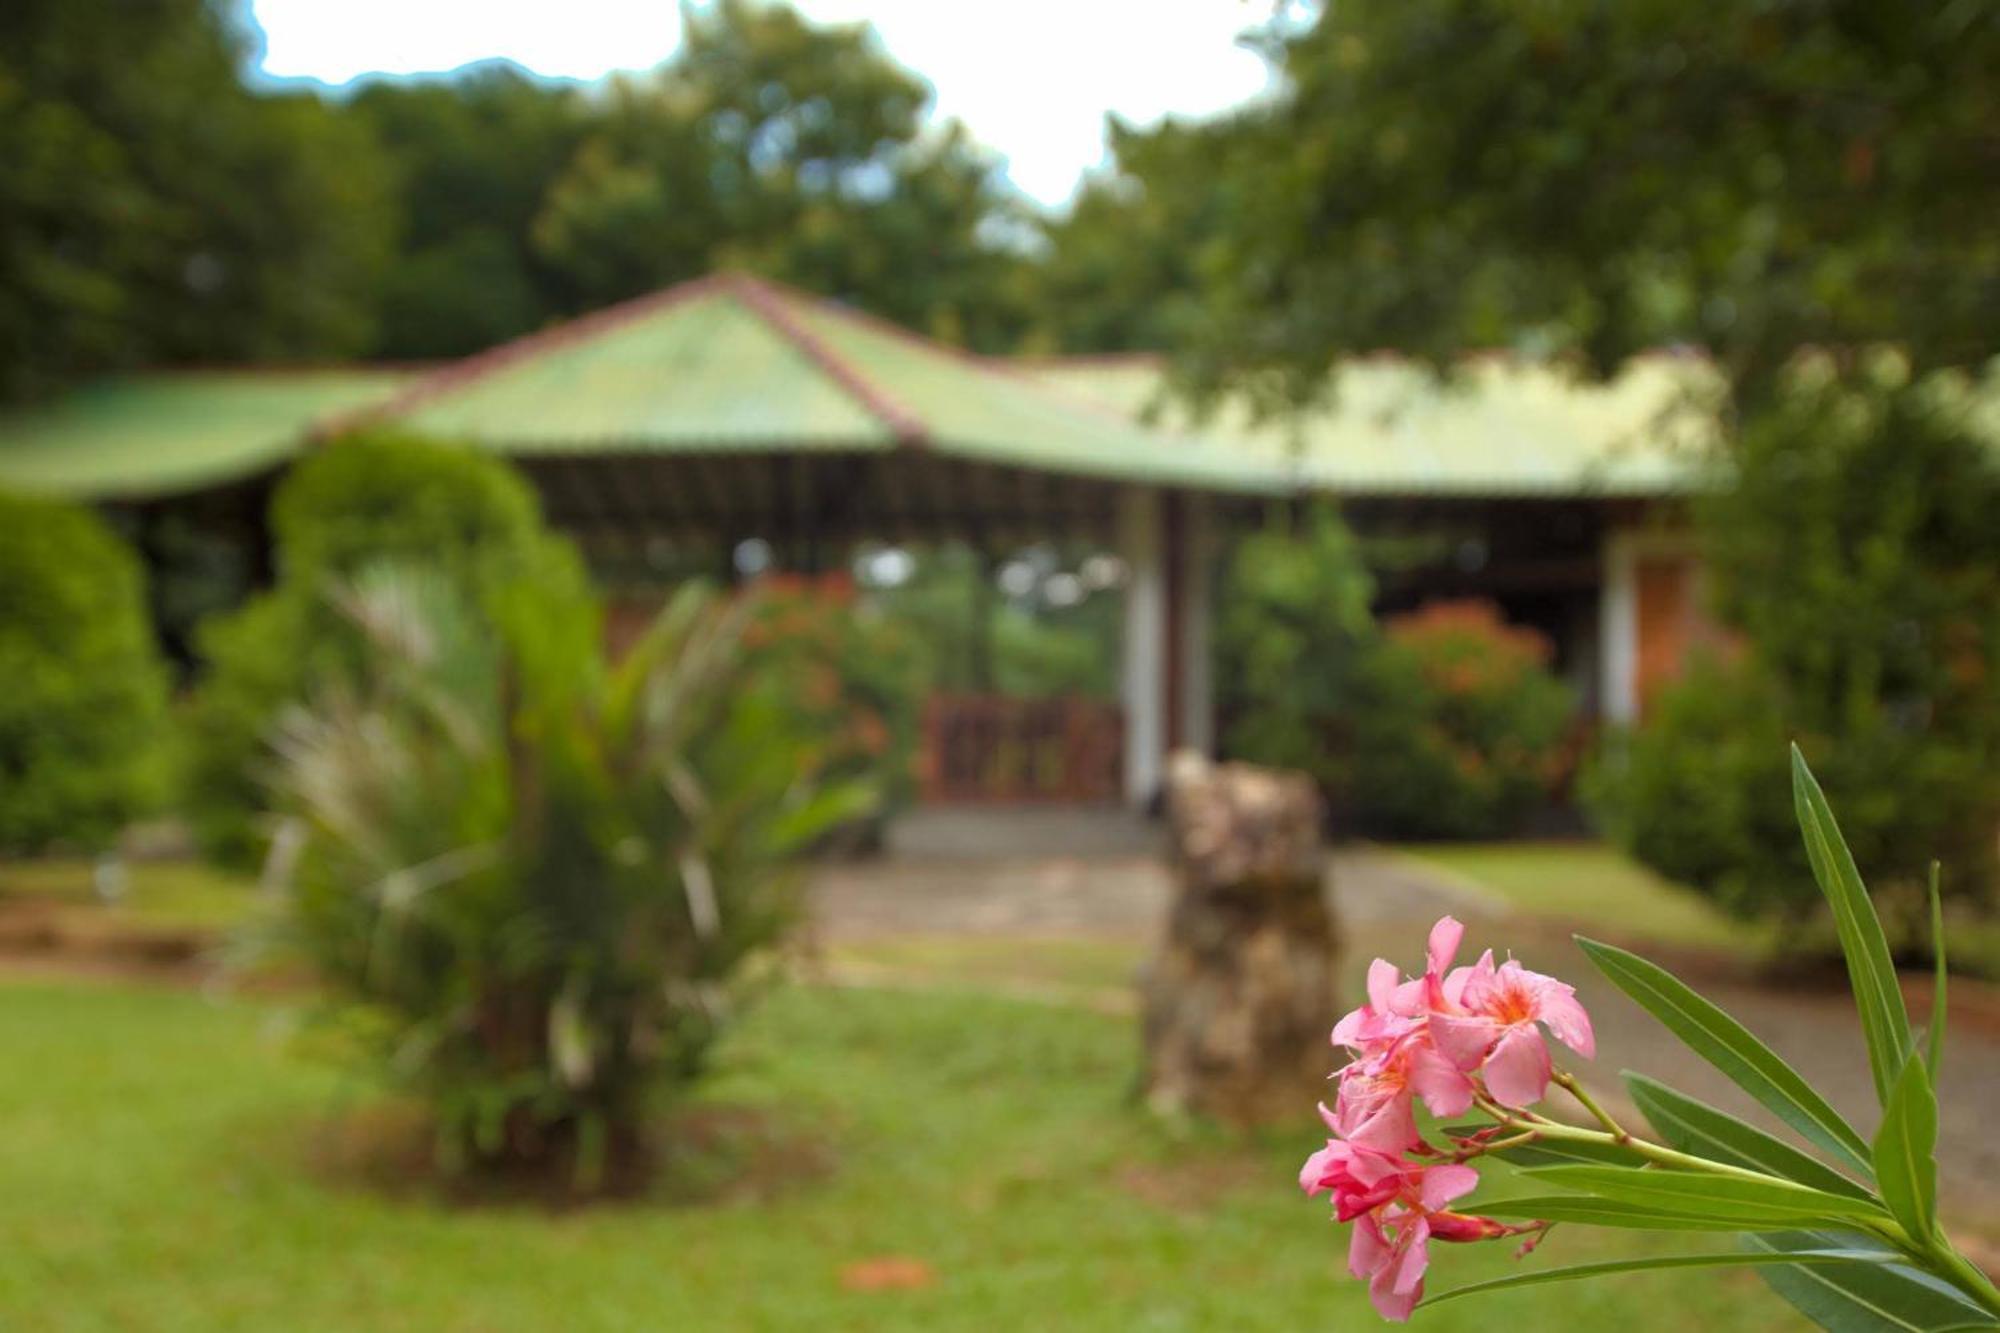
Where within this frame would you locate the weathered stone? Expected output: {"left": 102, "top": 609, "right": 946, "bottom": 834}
{"left": 1140, "top": 751, "right": 1341, "bottom": 1126}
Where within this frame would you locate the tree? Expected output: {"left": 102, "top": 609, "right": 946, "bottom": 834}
{"left": 347, "top": 63, "right": 583, "bottom": 358}
{"left": 1166, "top": 0, "right": 2000, "bottom": 932}
{"left": 529, "top": 0, "right": 1033, "bottom": 348}
{"left": 1167, "top": 0, "right": 1998, "bottom": 400}
{"left": 0, "top": 0, "right": 393, "bottom": 400}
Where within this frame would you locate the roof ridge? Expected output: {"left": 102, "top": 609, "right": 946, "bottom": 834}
{"left": 723, "top": 274, "right": 930, "bottom": 446}
{"left": 769, "top": 283, "right": 1212, "bottom": 443}
{"left": 312, "top": 273, "right": 737, "bottom": 440}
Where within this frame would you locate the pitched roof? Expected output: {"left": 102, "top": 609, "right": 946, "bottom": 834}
{"left": 0, "top": 275, "right": 1725, "bottom": 506}
{"left": 1023, "top": 353, "right": 1720, "bottom": 498}
{"left": 0, "top": 369, "right": 417, "bottom": 501}
{"left": 373, "top": 273, "right": 1290, "bottom": 493}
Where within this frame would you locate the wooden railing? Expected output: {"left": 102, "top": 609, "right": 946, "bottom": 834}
{"left": 919, "top": 694, "right": 1123, "bottom": 804}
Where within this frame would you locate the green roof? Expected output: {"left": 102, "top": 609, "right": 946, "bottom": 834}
{"left": 385, "top": 274, "right": 1290, "bottom": 493}
{"left": 0, "top": 275, "right": 1726, "bottom": 505}
{"left": 1024, "top": 354, "right": 1719, "bottom": 498}
{"left": 0, "top": 369, "right": 417, "bottom": 501}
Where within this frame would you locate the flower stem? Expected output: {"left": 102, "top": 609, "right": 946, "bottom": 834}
{"left": 1552, "top": 1070, "right": 1630, "bottom": 1142}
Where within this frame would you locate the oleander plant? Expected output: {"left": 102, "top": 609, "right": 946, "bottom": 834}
{"left": 1301, "top": 747, "right": 2000, "bottom": 1328}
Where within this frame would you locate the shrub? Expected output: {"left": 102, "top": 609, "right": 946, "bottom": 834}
{"left": 185, "top": 433, "right": 572, "bottom": 866}
{"left": 1216, "top": 506, "right": 1379, "bottom": 798}
{"left": 264, "top": 569, "right": 865, "bottom": 1183}
{"left": 1350, "top": 601, "right": 1577, "bottom": 839}
{"left": 742, "top": 574, "right": 924, "bottom": 825}
{"left": 1592, "top": 363, "right": 2000, "bottom": 948}
{"left": 1584, "top": 656, "right": 1799, "bottom": 918}
{"left": 0, "top": 491, "right": 170, "bottom": 852}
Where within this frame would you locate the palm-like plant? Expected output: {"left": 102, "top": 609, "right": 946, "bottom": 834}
{"left": 263, "top": 568, "right": 869, "bottom": 1182}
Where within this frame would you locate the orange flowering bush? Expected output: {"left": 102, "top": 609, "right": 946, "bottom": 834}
{"left": 1348, "top": 600, "right": 1576, "bottom": 838}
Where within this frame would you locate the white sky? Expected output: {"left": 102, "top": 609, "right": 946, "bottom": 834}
{"left": 249, "top": 1, "right": 1278, "bottom": 206}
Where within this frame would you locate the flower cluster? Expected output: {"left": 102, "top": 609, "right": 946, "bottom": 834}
{"left": 1301, "top": 917, "right": 1595, "bottom": 1320}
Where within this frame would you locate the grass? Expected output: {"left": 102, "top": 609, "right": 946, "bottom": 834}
{"left": 1392, "top": 839, "right": 1760, "bottom": 954}
{"left": 0, "top": 858, "right": 258, "bottom": 932}
{"left": 0, "top": 972, "right": 1807, "bottom": 1331}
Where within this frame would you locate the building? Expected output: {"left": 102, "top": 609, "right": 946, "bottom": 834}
{"left": 0, "top": 272, "right": 1723, "bottom": 806}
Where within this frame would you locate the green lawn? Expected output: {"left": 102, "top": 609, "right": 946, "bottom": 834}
{"left": 1393, "top": 840, "right": 1760, "bottom": 954}
{"left": 0, "top": 973, "right": 1806, "bottom": 1331}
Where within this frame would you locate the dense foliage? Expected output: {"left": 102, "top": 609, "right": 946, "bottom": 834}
{"left": 0, "top": 0, "right": 393, "bottom": 400}
{"left": 0, "top": 490, "right": 170, "bottom": 851}
{"left": 1218, "top": 512, "right": 1574, "bottom": 837}
{"left": 267, "top": 570, "right": 864, "bottom": 1181}
{"left": 743, "top": 574, "right": 924, "bottom": 830}
{"left": 1595, "top": 365, "right": 2000, "bottom": 941}
{"left": 1350, "top": 602, "right": 1576, "bottom": 839}
{"left": 186, "top": 434, "right": 570, "bottom": 866}
{"left": 1216, "top": 508, "right": 1380, "bottom": 800}
{"left": 0, "top": 0, "right": 1067, "bottom": 400}
{"left": 1126, "top": 0, "right": 2000, "bottom": 401}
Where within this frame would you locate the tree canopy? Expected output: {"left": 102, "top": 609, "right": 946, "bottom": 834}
{"left": 1142, "top": 0, "right": 2000, "bottom": 402}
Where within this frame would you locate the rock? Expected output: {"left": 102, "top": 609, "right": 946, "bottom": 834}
{"left": 1140, "top": 751, "right": 1341, "bottom": 1126}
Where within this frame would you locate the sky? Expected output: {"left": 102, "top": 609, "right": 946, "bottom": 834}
{"left": 248, "top": 1, "right": 1280, "bottom": 206}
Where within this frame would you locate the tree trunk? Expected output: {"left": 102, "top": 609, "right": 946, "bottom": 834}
{"left": 1140, "top": 751, "right": 1341, "bottom": 1126}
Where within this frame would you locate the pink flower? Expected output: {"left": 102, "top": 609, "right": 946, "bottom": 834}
{"left": 1339, "top": 1161, "right": 1497, "bottom": 1322}
{"left": 1326, "top": 917, "right": 1477, "bottom": 1150}
{"left": 1330, "top": 1029, "right": 1476, "bottom": 1150}
{"left": 1428, "top": 950, "right": 1596, "bottom": 1107}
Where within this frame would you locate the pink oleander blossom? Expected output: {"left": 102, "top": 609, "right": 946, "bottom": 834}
{"left": 1427, "top": 949, "right": 1596, "bottom": 1108}
{"left": 1298, "top": 1115, "right": 1498, "bottom": 1321}
{"left": 1304, "top": 918, "right": 1583, "bottom": 1321}
{"left": 1325, "top": 918, "right": 1477, "bottom": 1151}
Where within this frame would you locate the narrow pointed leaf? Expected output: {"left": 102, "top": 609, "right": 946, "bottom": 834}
{"left": 1521, "top": 1164, "right": 1888, "bottom": 1226}
{"left": 1746, "top": 1230, "right": 1995, "bottom": 1332}
{"left": 1625, "top": 1073, "right": 1874, "bottom": 1200}
{"left": 1792, "top": 745, "right": 1912, "bottom": 1106}
{"left": 1423, "top": 1248, "right": 1899, "bottom": 1309}
{"left": 1577, "top": 936, "right": 1873, "bottom": 1173}
{"left": 1473, "top": 1195, "right": 1780, "bottom": 1231}
{"left": 1928, "top": 862, "right": 1947, "bottom": 1091}
{"left": 1872, "top": 1055, "right": 1939, "bottom": 1244}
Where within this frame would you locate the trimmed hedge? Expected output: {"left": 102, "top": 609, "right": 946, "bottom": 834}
{"left": 185, "top": 433, "right": 577, "bottom": 866}
{"left": 0, "top": 491, "right": 170, "bottom": 852}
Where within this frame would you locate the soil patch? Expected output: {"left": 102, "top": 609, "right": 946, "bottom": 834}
{"left": 299, "top": 1099, "right": 837, "bottom": 1211}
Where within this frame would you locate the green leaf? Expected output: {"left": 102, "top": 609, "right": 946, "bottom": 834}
{"left": 1873, "top": 1055, "right": 1939, "bottom": 1244}
{"left": 1793, "top": 744, "right": 1913, "bottom": 1106}
{"left": 1625, "top": 1073, "right": 1874, "bottom": 1200}
{"left": 1928, "top": 862, "right": 1947, "bottom": 1091}
{"left": 1576, "top": 936, "right": 1874, "bottom": 1173}
{"left": 1423, "top": 1247, "right": 1899, "bottom": 1309}
{"left": 1439, "top": 1124, "right": 1651, "bottom": 1170}
{"left": 1471, "top": 1195, "right": 1774, "bottom": 1231}
{"left": 1521, "top": 1164, "right": 1888, "bottom": 1227}
{"left": 1746, "top": 1230, "right": 1997, "bottom": 1332}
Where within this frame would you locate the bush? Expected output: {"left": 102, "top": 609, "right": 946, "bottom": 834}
{"left": 742, "top": 573, "right": 924, "bottom": 826}
{"left": 1591, "top": 363, "right": 2000, "bottom": 949}
{"left": 185, "top": 433, "right": 573, "bottom": 866}
{"left": 1216, "top": 506, "right": 1379, "bottom": 797}
{"left": 0, "top": 491, "right": 171, "bottom": 852}
{"left": 265, "top": 569, "right": 865, "bottom": 1183}
{"left": 1584, "top": 656, "right": 1799, "bottom": 917}
{"left": 1350, "top": 601, "right": 1577, "bottom": 839}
